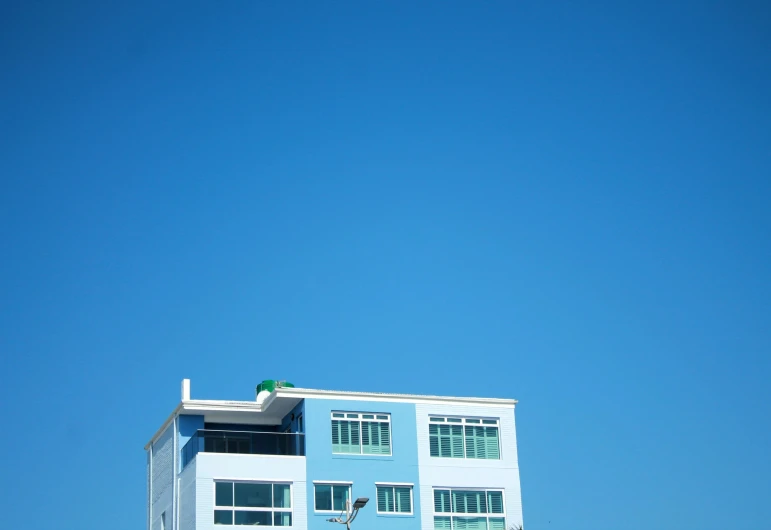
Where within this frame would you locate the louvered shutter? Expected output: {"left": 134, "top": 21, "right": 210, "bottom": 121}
{"left": 429, "top": 424, "right": 440, "bottom": 456}
{"left": 488, "top": 519, "right": 505, "bottom": 530}
{"left": 454, "top": 517, "right": 488, "bottom": 530}
{"left": 486, "top": 492, "right": 503, "bottom": 514}
{"left": 450, "top": 425, "right": 464, "bottom": 458}
{"left": 331, "top": 420, "right": 341, "bottom": 453}
{"left": 434, "top": 517, "right": 452, "bottom": 530}
{"left": 484, "top": 427, "right": 500, "bottom": 459}
{"left": 377, "top": 487, "right": 394, "bottom": 512}
{"left": 434, "top": 490, "right": 451, "bottom": 513}
{"left": 395, "top": 487, "right": 411, "bottom": 513}
{"left": 380, "top": 422, "right": 391, "bottom": 454}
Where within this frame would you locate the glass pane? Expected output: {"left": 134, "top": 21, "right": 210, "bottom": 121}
{"left": 315, "top": 485, "right": 332, "bottom": 511}
{"left": 430, "top": 417, "right": 445, "bottom": 422}
{"left": 216, "top": 483, "right": 234, "bottom": 507}
{"left": 346, "top": 413, "right": 359, "bottom": 418}
{"left": 376, "top": 415, "right": 389, "bottom": 420}
{"left": 435, "top": 517, "right": 452, "bottom": 530}
{"left": 274, "top": 484, "right": 291, "bottom": 508}
{"left": 332, "top": 485, "right": 350, "bottom": 511}
{"left": 234, "top": 511, "right": 271, "bottom": 526}
{"left": 466, "top": 419, "right": 481, "bottom": 424}
{"left": 447, "top": 418, "right": 462, "bottom": 423}
{"left": 235, "top": 483, "right": 272, "bottom": 508}
{"left": 332, "top": 413, "right": 345, "bottom": 418}
{"left": 482, "top": 419, "right": 497, "bottom": 425}
{"left": 214, "top": 510, "right": 233, "bottom": 525}
{"left": 274, "top": 512, "right": 292, "bottom": 526}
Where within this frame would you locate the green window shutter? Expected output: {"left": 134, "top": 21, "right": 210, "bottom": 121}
{"left": 465, "top": 426, "right": 488, "bottom": 459}
{"left": 434, "top": 490, "right": 451, "bottom": 513}
{"left": 488, "top": 518, "right": 505, "bottom": 530}
{"left": 362, "top": 421, "right": 384, "bottom": 455}
{"left": 349, "top": 421, "right": 361, "bottom": 453}
{"left": 331, "top": 420, "right": 341, "bottom": 453}
{"left": 429, "top": 424, "right": 440, "bottom": 456}
{"left": 484, "top": 427, "right": 500, "bottom": 459}
{"left": 332, "top": 420, "right": 361, "bottom": 454}
{"left": 377, "top": 487, "right": 394, "bottom": 512}
{"left": 435, "top": 517, "right": 452, "bottom": 530}
{"left": 453, "top": 517, "right": 488, "bottom": 530}
{"left": 452, "top": 491, "right": 486, "bottom": 514}
{"left": 395, "top": 487, "right": 411, "bottom": 513}
{"left": 450, "top": 425, "right": 464, "bottom": 458}
{"left": 486, "top": 492, "right": 503, "bottom": 514}
{"left": 380, "top": 422, "right": 391, "bottom": 454}
{"left": 464, "top": 426, "right": 476, "bottom": 458}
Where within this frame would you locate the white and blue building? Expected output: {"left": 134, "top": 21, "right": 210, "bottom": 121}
{"left": 146, "top": 380, "right": 524, "bottom": 530}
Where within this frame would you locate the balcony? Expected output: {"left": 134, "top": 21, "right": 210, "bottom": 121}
{"left": 182, "top": 430, "right": 305, "bottom": 468}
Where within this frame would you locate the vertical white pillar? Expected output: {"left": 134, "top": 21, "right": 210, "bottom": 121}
{"left": 181, "top": 379, "right": 190, "bottom": 401}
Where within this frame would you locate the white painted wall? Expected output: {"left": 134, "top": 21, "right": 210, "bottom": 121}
{"left": 415, "top": 404, "right": 523, "bottom": 530}
{"left": 151, "top": 424, "right": 174, "bottom": 530}
{"left": 194, "top": 453, "right": 308, "bottom": 530}
{"left": 179, "top": 459, "right": 197, "bottom": 530}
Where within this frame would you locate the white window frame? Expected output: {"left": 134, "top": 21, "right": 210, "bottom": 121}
{"left": 313, "top": 482, "right": 353, "bottom": 513}
{"left": 432, "top": 487, "right": 506, "bottom": 530}
{"left": 375, "top": 483, "right": 414, "bottom": 515}
{"left": 213, "top": 480, "right": 293, "bottom": 527}
{"left": 428, "top": 416, "right": 501, "bottom": 459}
{"left": 331, "top": 411, "right": 392, "bottom": 456}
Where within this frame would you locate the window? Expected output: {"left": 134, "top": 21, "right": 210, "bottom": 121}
{"left": 376, "top": 485, "right": 413, "bottom": 514}
{"left": 433, "top": 489, "right": 505, "bottom": 530}
{"left": 331, "top": 412, "right": 391, "bottom": 455}
{"left": 429, "top": 417, "right": 500, "bottom": 459}
{"left": 214, "top": 482, "right": 292, "bottom": 526}
{"left": 314, "top": 483, "right": 351, "bottom": 512}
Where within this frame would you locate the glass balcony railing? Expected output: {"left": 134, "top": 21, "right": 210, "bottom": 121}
{"left": 182, "top": 430, "right": 305, "bottom": 468}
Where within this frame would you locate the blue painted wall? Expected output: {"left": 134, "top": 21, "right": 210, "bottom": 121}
{"left": 280, "top": 400, "right": 306, "bottom": 433}
{"left": 178, "top": 414, "right": 204, "bottom": 471}
{"left": 304, "top": 399, "right": 421, "bottom": 530}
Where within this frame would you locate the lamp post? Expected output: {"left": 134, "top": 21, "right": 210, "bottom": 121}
{"left": 326, "top": 497, "right": 369, "bottom": 530}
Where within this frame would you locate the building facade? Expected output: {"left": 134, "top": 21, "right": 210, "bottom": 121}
{"left": 146, "top": 380, "right": 524, "bottom": 530}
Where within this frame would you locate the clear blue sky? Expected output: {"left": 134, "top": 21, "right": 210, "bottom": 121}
{"left": 1, "top": 2, "right": 769, "bottom": 529}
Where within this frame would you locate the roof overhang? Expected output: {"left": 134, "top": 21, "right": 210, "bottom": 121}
{"left": 143, "top": 392, "right": 302, "bottom": 450}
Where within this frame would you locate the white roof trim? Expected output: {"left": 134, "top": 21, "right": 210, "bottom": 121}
{"left": 276, "top": 387, "right": 517, "bottom": 407}
{"left": 375, "top": 482, "right": 415, "bottom": 486}
{"left": 312, "top": 480, "right": 354, "bottom": 485}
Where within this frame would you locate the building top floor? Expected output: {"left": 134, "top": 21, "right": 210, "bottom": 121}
{"left": 145, "top": 379, "right": 517, "bottom": 451}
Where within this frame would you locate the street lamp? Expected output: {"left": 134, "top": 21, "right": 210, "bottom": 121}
{"left": 326, "top": 497, "right": 369, "bottom": 530}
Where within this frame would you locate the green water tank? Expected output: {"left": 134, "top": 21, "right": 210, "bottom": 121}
{"left": 256, "top": 379, "right": 295, "bottom": 395}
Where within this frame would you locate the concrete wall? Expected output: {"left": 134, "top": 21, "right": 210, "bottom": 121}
{"left": 304, "top": 398, "right": 422, "bottom": 530}
{"left": 415, "top": 404, "right": 523, "bottom": 530}
{"left": 179, "top": 458, "right": 197, "bottom": 530}
{"left": 151, "top": 424, "right": 174, "bottom": 530}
